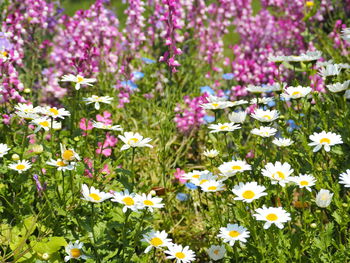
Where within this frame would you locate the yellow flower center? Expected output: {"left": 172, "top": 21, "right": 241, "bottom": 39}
{"left": 62, "top": 149, "right": 74, "bottom": 161}
{"left": 321, "top": 194, "right": 329, "bottom": 201}
{"left": 212, "top": 103, "right": 219, "bottom": 107}
{"left": 273, "top": 171, "right": 285, "bottom": 180}
{"left": 49, "top": 108, "right": 59, "bottom": 115}
{"left": 122, "top": 197, "right": 134, "bottom": 206}
{"left": 220, "top": 125, "right": 228, "bottom": 130}
{"left": 208, "top": 186, "right": 217, "bottom": 191}
{"left": 16, "top": 164, "right": 26, "bottom": 170}
{"left": 263, "top": 115, "right": 272, "bottom": 120}
{"left": 56, "top": 160, "right": 66, "bottom": 167}
{"left": 89, "top": 193, "right": 101, "bottom": 201}
{"left": 292, "top": 91, "right": 301, "bottom": 96}
{"left": 77, "top": 76, "right": 84, "bottom": 83}
{"left": 229, "top": 230, "right": 240, "bottom": 238}
{"left": 150, "top": 237, "right": 163, "bottom": 247}
{"left": 1, "top": 51, "right": 8, "bottom": 57}
{"left": 144, "top": 200, "right": 154, "bottom": 206}
{"left": 320, "top": 138, "right": 330, "bottom": 144}
{"left": 300, "top": 181, "right": 309, "bottom": 186}
{"left": 266, "top": 213, "right": 278, "bottom": 221}
{"left": 232, "top": 165, "right": 241, "bottom": 170}
{"left": 214, "top": 249, "right": 219, "bottom": 255}
{"left": 242, "top": 190, "right": 255, "bottom": 199}
{"left": 192, "top": 174, "right": 200, "bottom": 179}
{"left": 199, "top": 179, "right": 208, "bottom": 185}
{"left": 39, "top": 121, "right": 49, "bottom": 127}
{"left": 128, "top": 138, "right": 139, "bottom": 144}
{"left": 175, "top": 252, "right": 185, "bottom": 259}
{"left": 70, "top": 248, "right": 81, "bottom": 258}
{"left": 306, "top": 1, "right": 314, "bottom": 7}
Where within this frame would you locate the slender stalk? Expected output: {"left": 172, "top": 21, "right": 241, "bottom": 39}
{"left": 91, "top": 203, "right": 100, "bottom": 263}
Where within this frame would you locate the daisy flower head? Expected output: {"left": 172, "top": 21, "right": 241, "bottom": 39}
{"left": 200, "top": 100, "right": 233, "bottom": 110}
{"left": 15, "top": 103, "right": 40, "bottom": 120}
{"left": 326, "top": 80, "right": 350, "bottom": 93}
{"left": 217, "top": 224, "right": 250, "bottom": 246}
{"left": 339, "top": 169, "right": 350, "bottom": 188}
{"left": 9, "top": 160, "right": 32, "bottom": 173}
{"left": 0, "top": 143, "right": 10, "bottom": 158}
{"left": 118, "top": 132, "right": 153, "bottom": 151}
{"left": 31, "top": 117, "right": 61, "bottom": 132}
{"left": 111, "top": 189, "right": 140, "bottom": 212}
{"left": 251, "top": 109, "right": 279, "bottom": 122}
{"left": 218, "top": 160, "right": 251, "bottom": 177}
{"left": 83, "top": 95, "right": 113, "bottom": 110}
{"left": 92, "top": 121, "right": 123, "bottom": 131}
{"left": 64, "top": 240, "right": 88, "bottom": 262}
{"left": 281, "top": 86, "right": 312, "bottom": 99}
{"left": 228, "top": 111, "right": 247, "bottom": 123}
{"left": 232, "top": 182, "right": 267, "bottom": 203}
{"left": 60, "top": 144, "right": 80, "bottom": 161}
{"left": 142, "top": 230, "right": 173, "bottom": 253}
{"left": 61, "top": 74, "right": 96, "bottom": 90}
{"left": 200, "top": 180, "right": 225, "bottom": 192}
{"left": 290, "top": 174, "right": 316, "bottom": 192}
{"left": 191, "top": 173, "right": 218, "bottom": 186}
{"left": 318, "top": 64, "right": 341, "bottom": 79}
{"left": 315, "top": 189, "right": 333, "bottom": 208}
{"left": 246, "top": 85, "right": 273, "bottom": 93}
{"left": 272, "top": 138, "right": 294, "bottom": 147}
{"left": 230, "top": 100, "right": 249, "bottom": 107}
{"left": 287, "top": 50, "right": 322, "bottom": 62}
{"left": 46, "top": 159, "right": 75, "bottom": 171}
{"left": 308, "top": 131, "right": 343, "bottom": 152}
{"left": 165, "top": 244, "right": 196, "bottom": 263}
{"left": 251, "top": 126, "right": 277, "bottom": 138}
{"left": 0, "top": 48, "right": 9, "bottom": 62}
{"left": 43, "top": 106, "right": 70, "bottom": 119}
{"left": 341, "top": 27, "right": 350, "bottom": 42}
{"left": 182, "top": 170, "right": 211, "bottom": 181}
{"left": 253, "top": 206, "right": 291, "bottom": 229}
{"left": 81, "top": 184, "right": 113, "bottom": 203}
{"left": 203, "top": 149, "right": 219, "bottom": 158}
{"left": 208, "top": 122, "right": 241, "bottom": 133}
{"left": 261, "top": 161, "right": 294, "bottom": 186}
{"left": 207, "top": 245, "right": 226, "bottom": 261}
{"left": 136, "top": 193, "right": 164, "bottom": 212}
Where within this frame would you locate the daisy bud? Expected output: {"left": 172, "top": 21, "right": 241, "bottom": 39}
{"left": 30, "top": 144, "right": 43, "bottom": 154}
{"left": 315, "top": 189, "right": 333, "bottom": 208}
{"left": 42, "top": 253, "right": 50, "bottom": 260}
{"left": 150, "top": 190, "right": 156, "bottom": 196}
{"left": 310, "top": 223, "right": 317, "bottom": 228}
{"left": 24, "top": 88, "right": 31, "bottom": 93}
{"left": 74, "top": 137, "right": 80, "bottom": 142}
{"left": 12, "top": 154, "right": 20, "bottom": 161}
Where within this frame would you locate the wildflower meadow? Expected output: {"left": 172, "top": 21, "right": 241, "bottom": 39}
{"left": 1, "top": 0, "right": 350, "bottom": 262}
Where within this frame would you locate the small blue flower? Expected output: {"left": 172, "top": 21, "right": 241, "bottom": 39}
{"left": 267, "top": 100, "right": 276, "bottom": 107}
{"left": 121, "top": 80, "right": 138, "bottom": 90}
{"left": 287, "top": 119, "right": 300, "bottom": 132}
{"left": 141, "top": 57, "right": 156, "bottom": 64}
{"left": 222, "top": 73, "right": 234, "bottom": 80}
{"left": 176, "top": 193, "right": 189, "bottom": 201}
{"left": 204, "top": 115, "right": 215, "bottom": 123}
{"left": 132, "top": 71, "right": 144, "bottom": 81}
{"left": 185, "top": 182, "right": 197, "bottom": 190}
{"left": 200, "top": 86, "right": 215, "bottom": 95}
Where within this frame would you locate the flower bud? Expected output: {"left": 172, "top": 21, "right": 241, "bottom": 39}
{"left": 310, "top": 223, "right": 317, "bottom": 228}
{"left": 24, "top": 88, "right": 31, "bottom": 93}
{"left": 30, "top": 144, "right": 43, "bottom": 154}
{"left": 315, "top": 189, "right": 333, "bottom": 208}
{"left": 12, "top": 154, "right": 20, "bottom": 161}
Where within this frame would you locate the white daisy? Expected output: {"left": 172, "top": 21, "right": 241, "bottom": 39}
{"left": 281, "top": 86, "right": 312, "bottom": 99}
{"left": 42, "top": 106, "right": 70, "bottom": 119}
{"left": 272, "top": 138, "right": 294, "bottom": 147}
{"left": 208, "top": 122, "right": 241, "bottom": 133}
{"left": 315, "top": 189, "right": 333, "bottom": 208}
{"left": 290, "top": 174, "right": 316, "bottom": 192}
{"left": 64, "top": 240, "right": 88, "bottom": 262}
{"left": 246, "top": 85, "right": 272, "bottom": 93}
{"left": 217, "top": 224, "right": 250, "bottom": 246}
{"left": 60, "top": 144, "right": 80, "bottom": 161}
{"left": 182, "top": 170, "right": 212, "bottom": 181}
{"left": 232, "top": 182, "right": 267, "bottom": 203}
{"left": 326, "top": 80, "right": 350, "bottom": 93}
{"left": 165, "top": 244, "right": 196, "bottom": 263}
{"left": 207, "top": 245, "right": 226, "bottom": 261}
{"left": 286, "top": 50, "right": 322, "bottom": 62}
{"left": 339, "top": 169, "right": 350, "bottom": 188}
{"left": 83, "top": 95, "right": 113, "bottom": 110}
{"left": 341, "top": 28, "right": 350, "bottom": 42}
{"left": 92, "top": 121, "right": 123, "bottom": 131}
{"left": 111, "top": 189, "right": 140, "bottom": 212}
{"left": 0, "top": 143, "right": 10, "bottom": 158}
{"left": 251, "top": 109, "right": 279, "bottom": 122}
{"left": 251, "top": 126, "right": 277, "bottom": 137}
{"left": 250, "top": 97, "right": 275, "bottom": 105}
{"left": 9, "top": 160, "right": 32, "bottom": 173}
{"left": 118, "top": 132, "right": 153, "bottom": 151}
{"left": 191, "top": 173, "right": 218, "bottom": 186}
{"left": 253, "top": 206, "right": 291, "bottom": 229}
{"left": 308, "top": 131, "right": 343, "bottom": 152}
{"left": 81, "top": 184, "right": 113, "bottom": 203}
{"left": 230, "top": 100, "right": 249, "bottom": 107}
{"left": 61, "top": 74, "right": 96, "bottom": 90}
{"left": 31, "top": 117, "right": 61, "bottom": 132}
{"left": 200, "top": 180, "right": 225, "bottom": 192}
{"left": 318, "top": 64, "right": 341, "bottom": 79}
{"left": 142, "top": 230, "right": 173, "bottom": 253}
{"left": 200, "top": 100, "right": 234, "bottom": 110}
{"left": 218, "top": 160, "right": 251, "bottom": 177}
{"left": 46, "top": 159, "right": 75, "bottom": 171}
{"left": 135, "top": 193, "right": 164, "bottom": 212}
{"left": 0, "top": 49, "right": 9, "bottom": 62}
{"left": 203, "top": 149, "right": 219, "bottom": 158}
{"left": 261, "top": 161, "right": 294, "bottom": 186}
{"left": 228, "top": 111, "right": 247, "bottom": 123}
{"left": 15, "top": 103, "right": 40, "bottom": 119}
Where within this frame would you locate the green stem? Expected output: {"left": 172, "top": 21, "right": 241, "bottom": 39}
{"left": 91, "top": 203, "right": 100, "bottom": 263}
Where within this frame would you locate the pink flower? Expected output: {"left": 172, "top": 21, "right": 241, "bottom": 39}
{"left": 96, "top": 111, "right": 112, "bottom": 125}
{"left": 79, "top": 118, "right": 93, "bottom": 132}
{"left": 174, "top": 168, "right": 187, "bottom": 184}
